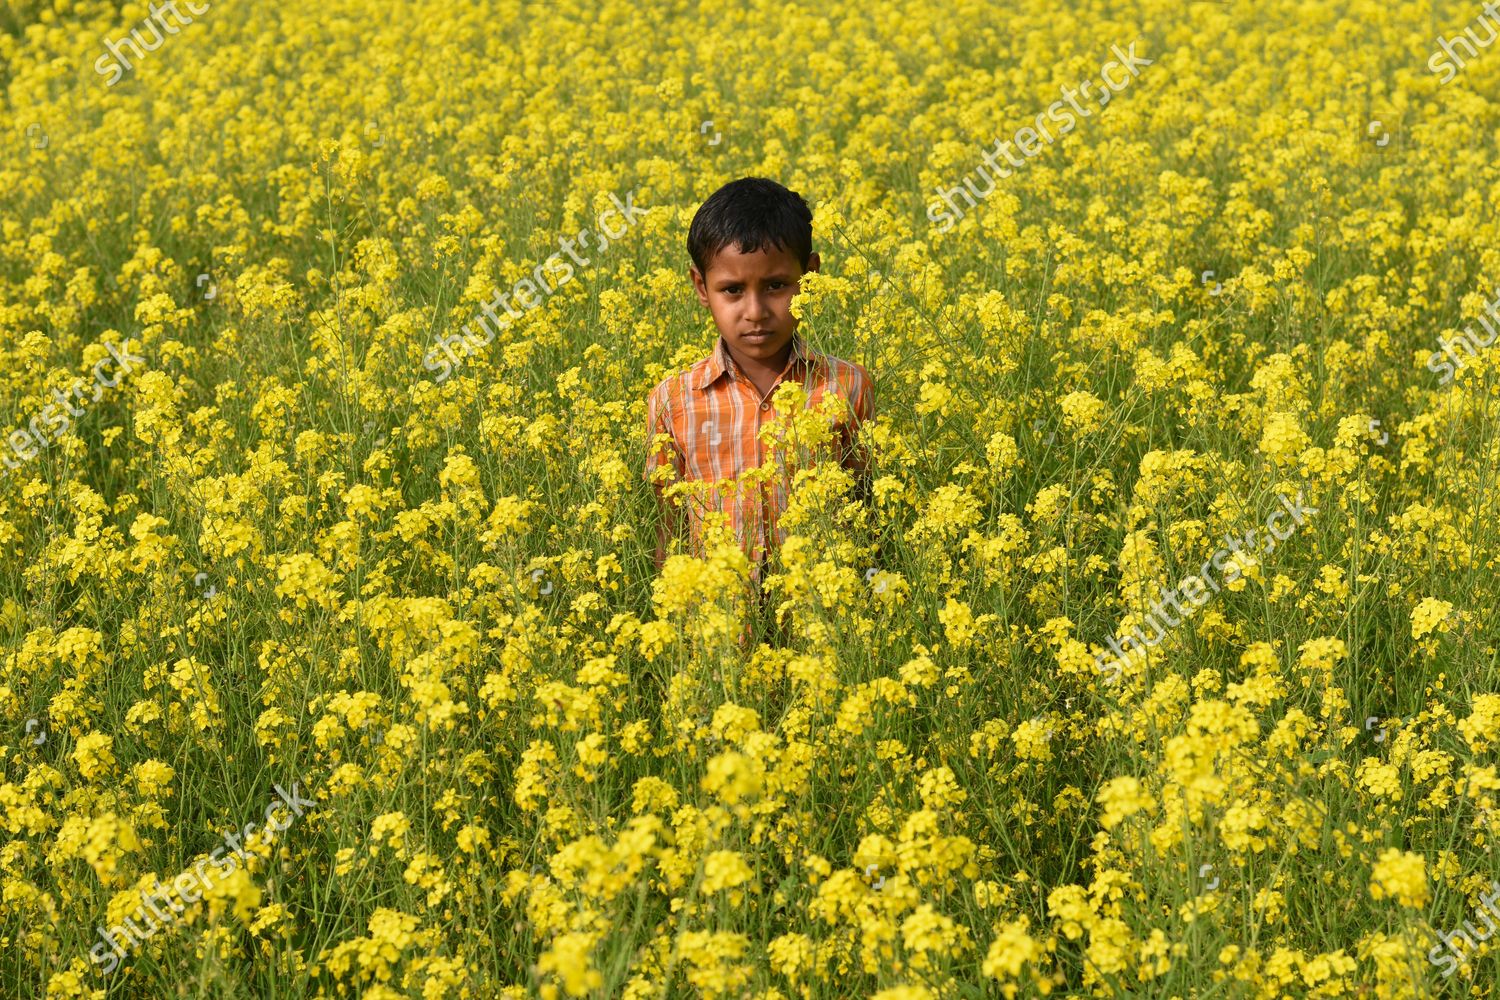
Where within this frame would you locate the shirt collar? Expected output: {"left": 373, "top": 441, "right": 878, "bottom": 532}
{"left": 694, "top": 333, "right": 819, "bottom": 391}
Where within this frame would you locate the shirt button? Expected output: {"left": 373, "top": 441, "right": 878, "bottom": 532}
{"left": 760, "top": 403, "right": 769, "bottom": 411}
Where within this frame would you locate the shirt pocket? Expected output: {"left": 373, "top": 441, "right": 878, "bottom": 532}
{"left": 685, "top": 407, "right": 756, "bottom": 484}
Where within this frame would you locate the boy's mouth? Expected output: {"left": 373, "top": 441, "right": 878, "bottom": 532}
{"left": 740, "top": 330, "right": 774, "bottom": 343}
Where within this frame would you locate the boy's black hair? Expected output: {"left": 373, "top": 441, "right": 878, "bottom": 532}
{"left": 687, "top": 177, "right": 813, "bottom": 276}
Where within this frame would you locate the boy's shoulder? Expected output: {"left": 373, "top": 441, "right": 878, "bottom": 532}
{"left": 645, "top": 351, "right": 721, "bottom": 422}
{"left": 818, "top": 351, "right": 871, "bottom": 377}
{"left": 650, "top": 336, "right": 755, "bottom": 397}
{"left": 647, "top": 352, "right": 716, "bottom": 399}
{"left": 815, "top": 352, "right": 873, "bottom": 392}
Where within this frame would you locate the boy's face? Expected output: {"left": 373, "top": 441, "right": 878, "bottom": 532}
{"left": 690, "top": 242, "right": 820, "bottom": 371}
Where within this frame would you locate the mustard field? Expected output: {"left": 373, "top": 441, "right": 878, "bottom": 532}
{"left": 4, "top": 0, "right": 1500, "bottom": 997}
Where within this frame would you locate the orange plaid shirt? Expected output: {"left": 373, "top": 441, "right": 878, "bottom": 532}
{"left": 644, "top": 334, "right": 873, "bottom": 575}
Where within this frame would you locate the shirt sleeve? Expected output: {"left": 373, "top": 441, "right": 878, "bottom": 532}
{"left": 840, "top": 363, "right": 874, "bottom": 474}
{"left": 644, "top": 380, "right": 683, "bottom": 486}
{"left": 852, "top": 363, "right": 873, "bottom": 426}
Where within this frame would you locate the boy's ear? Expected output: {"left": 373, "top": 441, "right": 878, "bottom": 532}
{"left": 689, "top": 265, "right": 710, "bottom": 307}
{"left": 805, "top": 252, "right": 821, "bottom": 274}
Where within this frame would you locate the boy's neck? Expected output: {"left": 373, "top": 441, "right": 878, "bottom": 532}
{"left": 723, "top": 336, "right": 795, "bottom": 384}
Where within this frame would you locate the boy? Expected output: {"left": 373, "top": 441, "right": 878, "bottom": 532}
{"left": 644, "top": 177, "right": 874, "bottom": 594}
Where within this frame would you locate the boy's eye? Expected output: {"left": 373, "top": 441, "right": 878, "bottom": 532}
{"left": 721, "top": 282, "right": 789, "bottom": 294}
